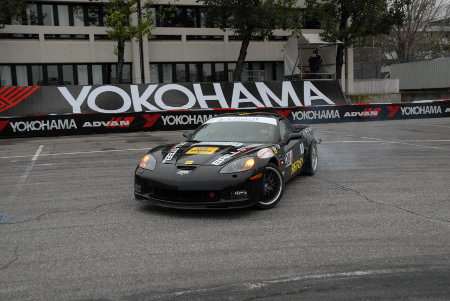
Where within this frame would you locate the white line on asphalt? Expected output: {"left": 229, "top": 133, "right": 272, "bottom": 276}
{"left": 249, "top": 268, "right": 437, "bottom": 287}
{"left": 323, "top": 139, "right": 450, "bottom": 145}
{"left": 402, "top": 139, "right": 450, "bottom": 143}
{"left": 323, "top": 141, "right": 381, "bottom": 144}
{"left": 169, "top": 267, "right": 438, "bottom": 297}
{"left": 8, "top": 145, "right": 44, "bottom": 202}
{"left": 32, "top": 145, "right": 43, "bottom": 161}
{"left": 34, "top": 163, "right": 57, "bottom": 167}
{"left": 1, "top": 138, "right": 450, "bottom": 161}
{"left": 426, "top": 124, "right": 450, "bottom": 129}
{"left": 359, "top": 136, "right": 447, "bottom": 150}
{"left": 20, "top": 145, "right": 43, "bottom": 181}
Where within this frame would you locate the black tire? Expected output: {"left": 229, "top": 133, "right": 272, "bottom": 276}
{"left": 303, "top": 142, "right": 318, "bottom": 176}
{"left": 256, "top": 163, "right": 285, "bottom": 210}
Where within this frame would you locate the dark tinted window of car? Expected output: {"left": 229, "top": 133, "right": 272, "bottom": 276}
{"left": 192, "top": 121, "right": 278, "bottom": 143}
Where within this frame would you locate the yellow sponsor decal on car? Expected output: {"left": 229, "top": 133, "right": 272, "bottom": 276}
{"left": 186, "top": 147, "right": 220, "bottom": 155}
{"left": 185, "top": 160, "right": 194, "bottom": 165}
{"left": 291, "top": 158, "right": 304, "bottom": 175}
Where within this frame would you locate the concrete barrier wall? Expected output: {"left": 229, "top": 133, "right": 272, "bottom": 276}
{"left": 352, "top": 79, "right": 400, "bottom": 96}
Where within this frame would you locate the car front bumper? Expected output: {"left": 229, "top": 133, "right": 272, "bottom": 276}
{"left": 134, "top": 166, "right": 264, "bottom": 209}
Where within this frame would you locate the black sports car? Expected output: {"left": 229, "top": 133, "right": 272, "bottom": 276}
{"left": 135, "top": 113, "right": 319, "bottom": 210}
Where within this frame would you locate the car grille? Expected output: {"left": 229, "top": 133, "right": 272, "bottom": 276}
{"left": 152, "top": 188, "right": 220, "bottom": 203}
{"left": 135, "top": 176, "right": 249, "bottom": 203}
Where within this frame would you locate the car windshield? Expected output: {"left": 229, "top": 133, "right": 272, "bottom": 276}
{"left": 191, "top": 120, "right": 278, "bottom": 143}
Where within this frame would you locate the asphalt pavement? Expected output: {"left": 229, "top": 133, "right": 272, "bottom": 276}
{"left": 0, "top": 118, "right": 450, "bottom": 301}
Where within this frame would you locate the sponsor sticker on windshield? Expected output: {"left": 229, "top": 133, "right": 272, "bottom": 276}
{"left": 206, "top": 116, "right": 278, "bottom": 126}
{"left": 194, "top": 142, "right": 244, "bottom": 147}
{"left": 186, "top": 147, "right": 220, "bottom": 155}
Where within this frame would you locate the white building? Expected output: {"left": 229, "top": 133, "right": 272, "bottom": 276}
{"left": 0, "top": 0, "right": 341, "bottom": 87}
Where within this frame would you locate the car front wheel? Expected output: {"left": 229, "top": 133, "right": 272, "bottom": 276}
{"left": 256, "top": 163, "right": 285, "bottom": 210}
{"left": 303, "top": 142, "right": 318, "bottom": 176}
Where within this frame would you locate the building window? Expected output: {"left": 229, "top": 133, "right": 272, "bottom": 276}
{"left": 186, "top": 35, "right": 224, "bottom": 41}
{"left": 46, "top": 65, "right": 60, "bottom": 85}
{"left": 44, "top": 34, "right": 89, "bottom": 40}
{"left": 162, "top": 64, "right": 173, "bottom": 83}
{"left": 62, "top": 65, "right": 75, "bottom": 85}
{"left": 15, "top": 66, "right": 29, "bottom": 86}
{"left": 188, "top": 64, "right": 202, "bottom": 82}
{"left": 73, "top": 5, "right": 85, "bottom": 26}
{"left": 175, "top": 64, "right": 187, "bottom": 82}
{"left": 109, "top": 65, "right": 117, "bottom": 83}
{"left": 199, "top": 9, "right": 208, "bottom": 28}
{"left": 183, "top": 8, "right": 197, "bottom": 27}
{"left": 0, "top": 63, "right": 131, "bottom": 86}
{"left": 26, "top": 4, "right": 40, "bottom": 25}
{"left": 228, "top": 63, "right": 236, "bottom": 81}
{"left": 149, "top": 61, "right": 283, "bottom": 83}
{"left": 87, "top": 6, "right": 102, "bottom": 26}
{"left": 154, "top": 5, "right": 218, "bottom": 28}
{"left": 275, "top": 62, "right": 284, "bottom": 80}
{"left": 156, "top": 5, "right": 201, "bottom": 28}
{"left": 109, "top": 64, "right": 132, "bottom": 84}
{"left": 77, "top": 65, "right": 89, "bottom": 85}
{"left": 0, "top": 66, "right": 12, "bottom": 86}
{"left": 57, "top": 5, "right": 70, "bottom": 26}
{"left": 150, "top": 64, "right": 159, "bottom": 83}
{"left": 41, "top": 4, "right": 55, "bottom": 26}
{"left": 92, "top": 65, "right": 103, "bottom": 85}
{"left": 31, "top": 65, "right": 43, "bottom": 85}
{"left": 215, "top": 63, "right": 227, "bottom": 81}
{"left": 202, "top": 64, "right": 213, "bottom": 82}
{"left": 149, "top": 35, "right": 182, "bottom": 41}
{"left": 122, "top": 64, "right": 131, "bottom": 83}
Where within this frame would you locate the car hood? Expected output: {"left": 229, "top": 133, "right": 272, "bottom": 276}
{"left": 159, "top": 141, "right": 269, "bottom": 167}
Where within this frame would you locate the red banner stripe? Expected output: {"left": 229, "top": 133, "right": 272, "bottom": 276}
{"left": 13, "top": 86, "right": 39, "bottom": 104}
{"left": 0, "top": 86, "right": 9, "bottom": 96}
{"left": 9, "top": 87, "right": 32, "bottom": 104}
{"left": 10, "top": 87, "right": 32, "bottom": 104}
{"left": 0, "top": 87, "right": 17, "bottom": 100}
{"left": 6, "top": 87, "right": 27, "bottom": 103}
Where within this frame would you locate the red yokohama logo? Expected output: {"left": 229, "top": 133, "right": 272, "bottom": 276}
{"left": 387, "top": 105, "right": 401, "bottom": 119}
{"left": 0, "top": 86, "right": 40, "bottom": 113}
{"left": 142, "top": 114, "right": 161, "bottom": 128}
{"left": 276, "top": 109, "right": 293, "bottom": 118}
{"left": 0, "top": 120, "right": 9, "bottom": 132}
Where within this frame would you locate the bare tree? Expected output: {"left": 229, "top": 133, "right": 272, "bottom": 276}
{"left": 389, "top": 0, "right": 445, "bottom": 62}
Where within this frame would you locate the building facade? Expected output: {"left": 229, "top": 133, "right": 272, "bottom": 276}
{"left": 0, "top": 0, "right": 326, "bottom": 86}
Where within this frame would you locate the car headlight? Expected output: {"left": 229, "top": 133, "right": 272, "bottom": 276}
{"left": 139, "top": 154, "right": 157, "bottom": 170}
{"left": 220, "top": 157, "right": 255, "bottom": 174}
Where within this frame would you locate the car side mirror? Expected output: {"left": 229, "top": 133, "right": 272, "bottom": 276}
{"left": 183, "top": 130, "right": 194, "bottom": 139}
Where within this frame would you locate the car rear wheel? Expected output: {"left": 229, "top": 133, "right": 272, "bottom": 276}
{"left": 256, "top": 163, "right": 285, "bottom": 210}
{"left": 303, "top": 142, "right": 318, "bottom": 176}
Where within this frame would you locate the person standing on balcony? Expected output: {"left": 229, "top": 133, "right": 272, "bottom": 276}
{"left": 308, "top": 48, "right": 323, "bottom": 78}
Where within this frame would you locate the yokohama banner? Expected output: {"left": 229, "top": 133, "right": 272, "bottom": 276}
{"left": 0, "top": 81, "right": 346, "bottom": 117}
{"left": 1, "top": 101, "right": 450, "bottom": 138}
